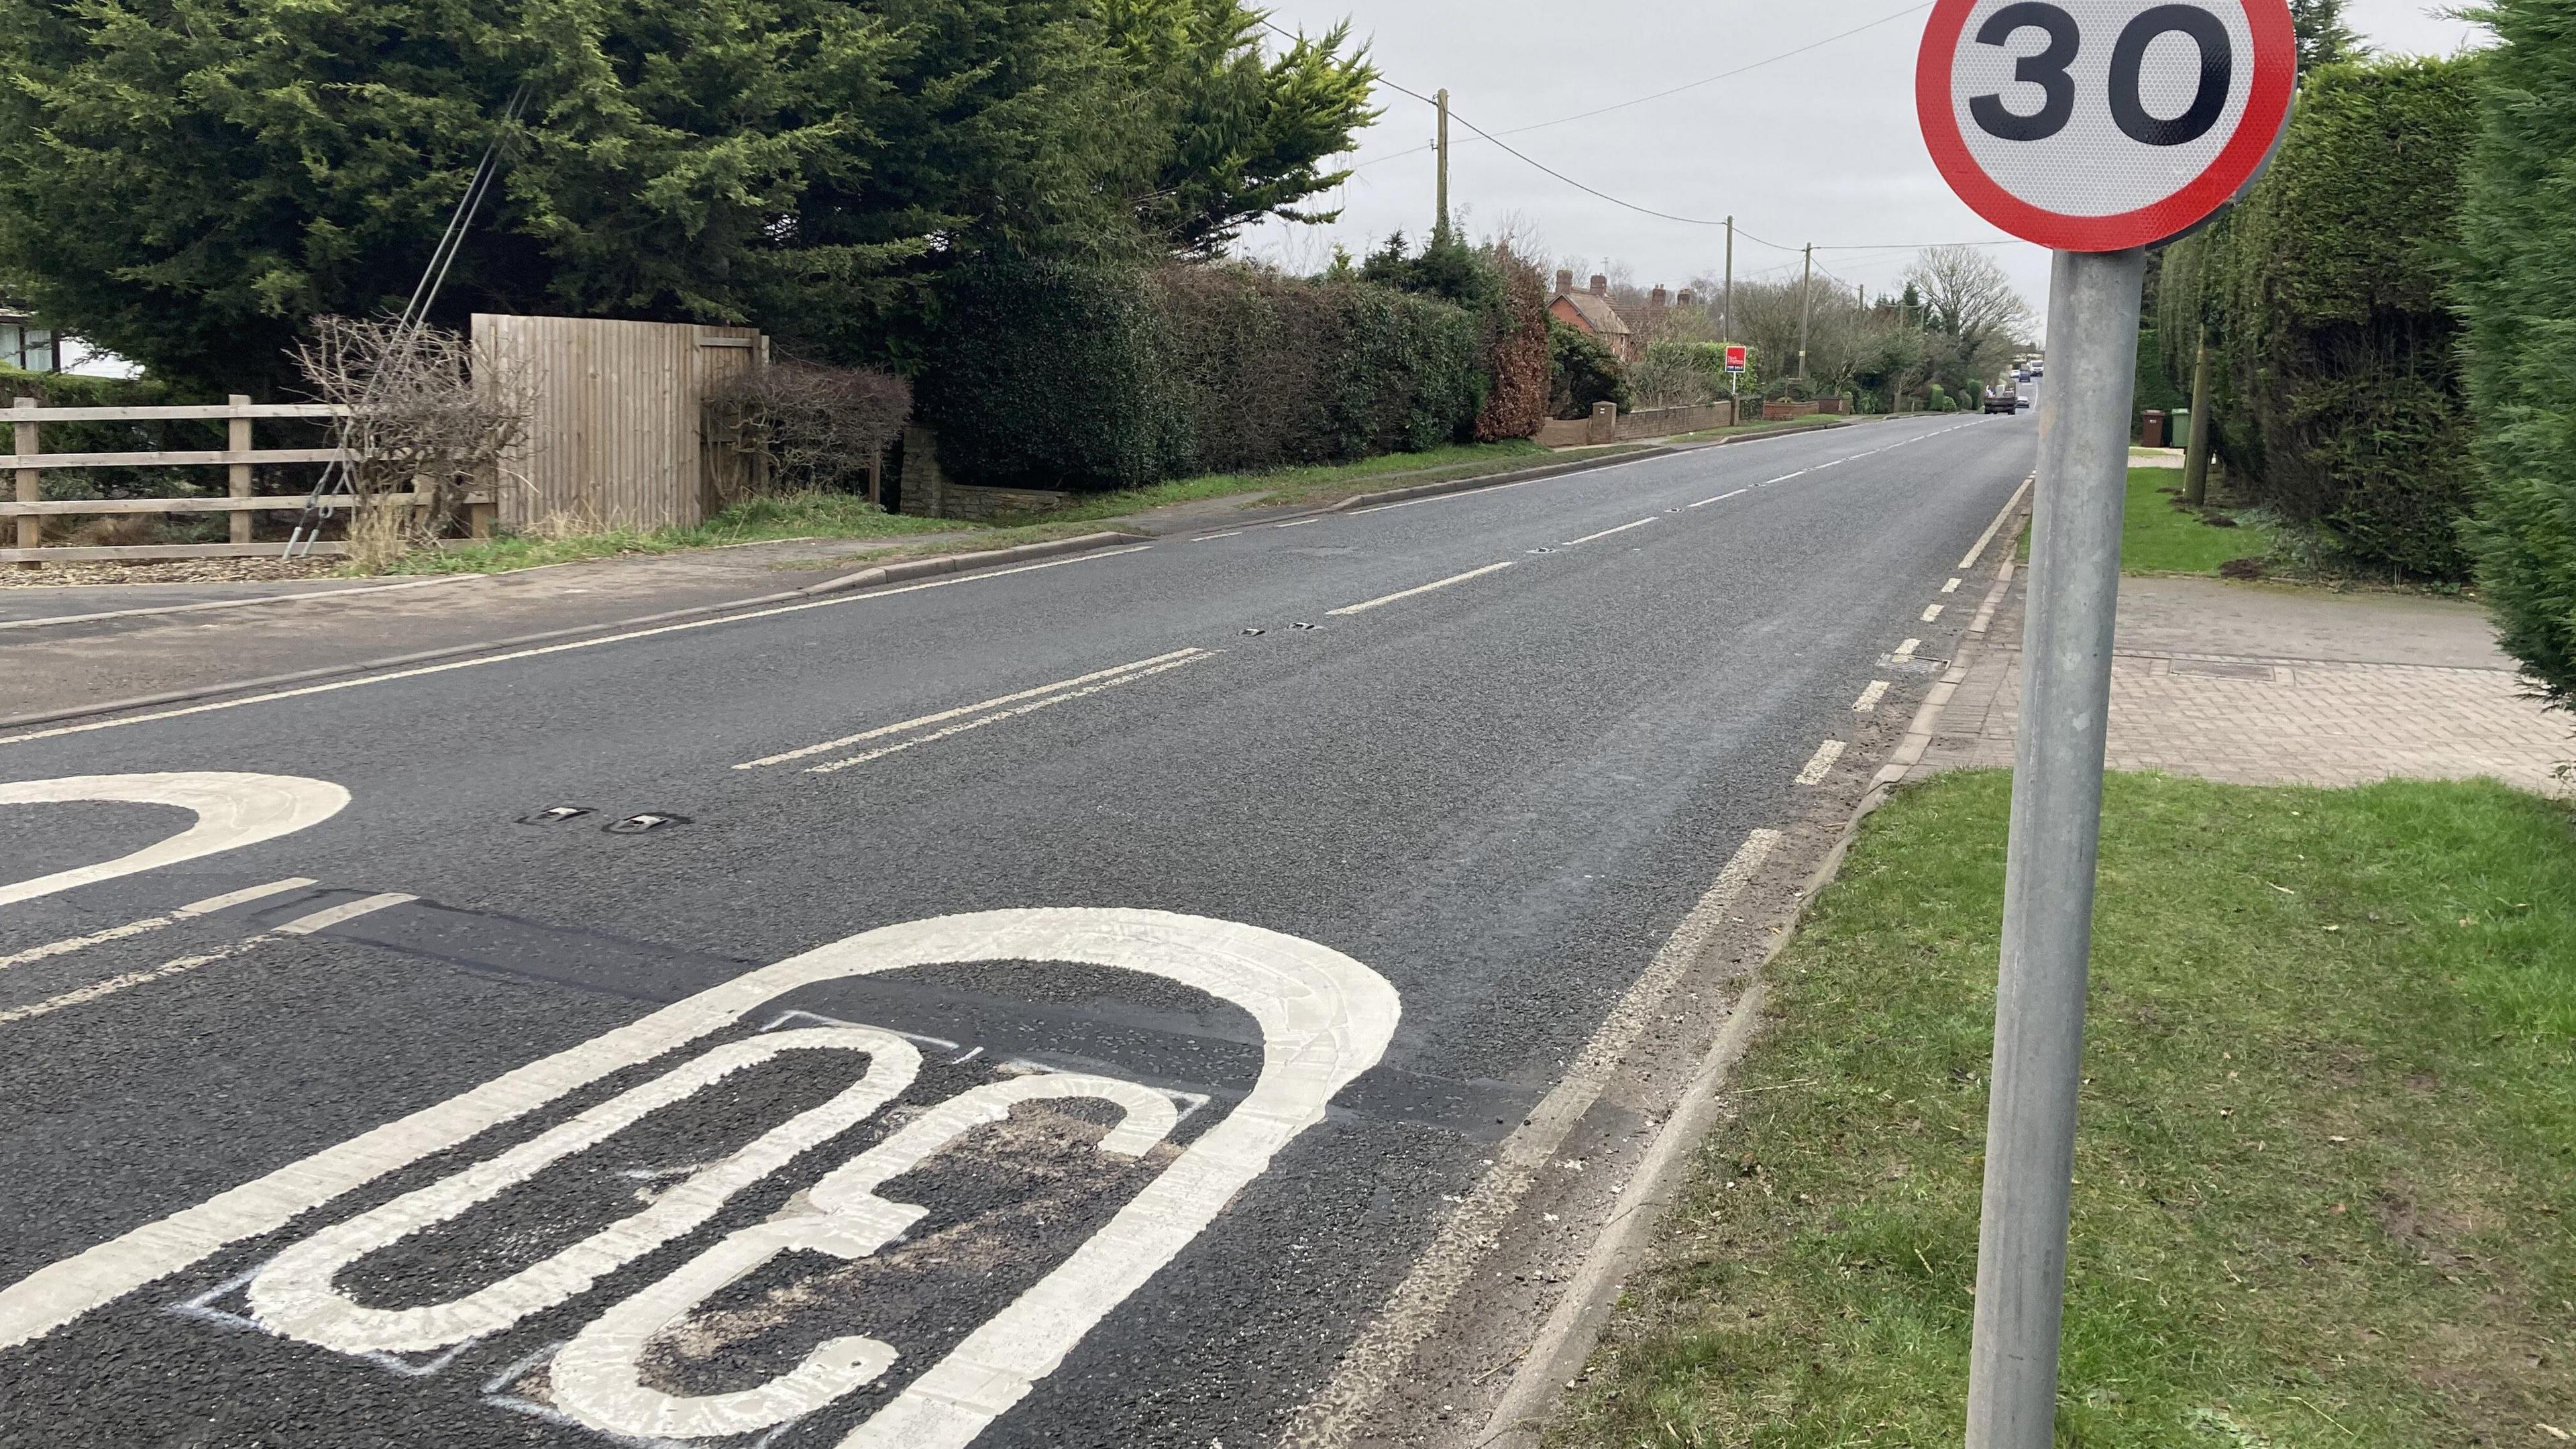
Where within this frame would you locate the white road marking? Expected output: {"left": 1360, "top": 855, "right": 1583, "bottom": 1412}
{"left": 1957, "top": 475, "right": 2034, "bottom": 570}
{"left": 1557, "top": 518, "right": 1657, "bottom": 547}
{"left": 1921, "top": 603, "right": 1945, "bottom": 623}
{"left": 0, "top": 774, "right": 349, "bottom": 909}
{"left": 0, "top": 547, "right": 1155, "bottom": 749}
{"left": 1289, "top": 829, "right": 1778, "bottom": 1444}
{"left": 1325, "top": 561, "right": 1514, "bottom": 616}
{"left": 0, "top": 909, "right": 1398, "bottom": 1449}
{"left": 1852, "top": 680, "right": 1890, "bottom": 713}
{"left": 1189, "top": 529, "right": 1245, "bottom": 541}
{"left": 274, "top": 892, "right": 417, "bottom": 936}
{"left": 1273, "top": 517, "right": 1320, "bottom": 529}
{"left": 806, "top": 653, "right": 1210, "bottom": 774}
{"left": 1794, "top": 739, "right": 1847, "bottom": 785}
{"left": 0, "top": 877, "right": 313, "bottom": 972}
{"left": 1892, "top": 638, "right": 1921, "bottom": 663}
{"left": 0, "top": 891, "right": 410, "bottom": 1026}
{"left": 1686, "top": 488, "right": 1749, "bottom": 508}
{"left": 1943, "top": 576, "right": 1962, "bottom": 593}
{"left": 736, "top": 649, "right": 1203, "bottom": 769}
{"left": 1762, "top": 470, "right": 1808, "bottom": 484}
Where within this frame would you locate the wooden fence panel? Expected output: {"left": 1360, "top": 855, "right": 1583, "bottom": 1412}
{"left": 477, "top": 315, "right": 763, "bottom": 533}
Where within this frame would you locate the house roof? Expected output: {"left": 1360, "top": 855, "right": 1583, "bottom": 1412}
{"left": 1551, "top": 290, "right": 1631, "bottom": 337}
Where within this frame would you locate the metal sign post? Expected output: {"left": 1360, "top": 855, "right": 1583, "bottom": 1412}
{"left": 1913, "top": 0, "right": 2295, "bottom": 1442}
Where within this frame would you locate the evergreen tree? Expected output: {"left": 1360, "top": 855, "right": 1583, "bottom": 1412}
{"left": 2460, "top": 0, "right": 2576, "bottom": 702}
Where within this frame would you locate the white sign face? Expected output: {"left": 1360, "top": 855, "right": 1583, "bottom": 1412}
{"left": 0, "top": 908, "right": 1401, "bottom": 1449}
{"left": 1916, "top": 0, "right": 2296, "bottom": 250}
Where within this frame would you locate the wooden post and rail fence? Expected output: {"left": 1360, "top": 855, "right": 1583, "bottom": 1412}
{"left": 1, "top": 394, "right": 494, "bottom": 566}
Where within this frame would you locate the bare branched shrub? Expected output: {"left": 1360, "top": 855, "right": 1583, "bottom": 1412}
{"left": 295, "top": 316, "right": 531, "bottom": 567}
{"left": 702, "top": 360, "right": 911, "bottom": 506}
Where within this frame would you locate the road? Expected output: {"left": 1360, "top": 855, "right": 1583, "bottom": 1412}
{"left": 0, "top": 411, "right": 2033, "bottom": 1448}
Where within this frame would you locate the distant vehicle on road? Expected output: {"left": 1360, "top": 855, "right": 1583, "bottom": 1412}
{"left": 1984, "top": 382, "right": 2019, "bottom": 414}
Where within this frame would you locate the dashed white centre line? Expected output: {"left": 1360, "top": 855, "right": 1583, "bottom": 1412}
{"left": 1763, "top": 470, "right": 1809, "bottom": 485}
{"left": 1273, "top": 518, "right": 1320, "bottom": 529}
{"left": 1686, "top": 488, "right": 1748, "bottom": 508}
{"left": 1852, "top": 680, "right": 1890, "bottom": 713}
{"left": 805, "top": 652, "right": 1210, "bottom": 775}
{"left": 1190, "top": 529, "right": 1245, "bottom": 541}
{"left": 0, "top": 877, "right": 313, "bottom": 972}
{"left": 1921, "top": 603, "right": 1945, "bottom": 623}
{"left": 737, "top": 649, "right": 1204, "bottom": 769}
{"left": 0, "top": 891, "right": 412, "bottom": 1027}
{"left": 1558, "top": 517, "right": 1657, "bottom": 547}
{"left": 1325, "top": 561, "right": 1515, "bottom": 616}
{"left": 1794, "top": 739, "right": 1847, "bottom": 786}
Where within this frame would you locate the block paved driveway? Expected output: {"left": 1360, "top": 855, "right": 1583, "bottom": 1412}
{"left": 1923, "top": 572, "right": 2572, "bottom": 794}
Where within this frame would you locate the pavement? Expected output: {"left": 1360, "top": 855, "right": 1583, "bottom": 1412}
{"left": 0, "top": 413, "right": 2026, "bottom": 1449}
{"left": 1919, "top": 570, "right": 2571, "bottom": 794}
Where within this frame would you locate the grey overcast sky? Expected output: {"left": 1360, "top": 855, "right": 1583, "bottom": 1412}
{"left": 1238, "top": 0, "right": 2490, "bottom": 331}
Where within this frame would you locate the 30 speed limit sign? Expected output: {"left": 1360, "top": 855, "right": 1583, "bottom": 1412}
{"left": 1917, "top": 0, "right": 2296, "bottom": 250}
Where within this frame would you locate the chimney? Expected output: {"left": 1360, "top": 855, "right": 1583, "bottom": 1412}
{"left": 1650, "top": 284, "right": 1669, "bottom": 310}
{"left": 1677, "top": 287, "right": 1695, "bottom": 308}
{"left": 1554, "top": 268, "right": 1573, "bottom": 296}
{"left": 1589, "top": 274, "right": 1608, "bottom": 296}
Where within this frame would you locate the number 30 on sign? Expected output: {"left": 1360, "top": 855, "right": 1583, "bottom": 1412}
{"left": 1917, "top": 0, "right": 2295, "bottom": 251}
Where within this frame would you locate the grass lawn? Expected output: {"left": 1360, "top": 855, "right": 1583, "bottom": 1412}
{"left": 2019, "top": 468, "right": 2277, "bottom": 576}
{"left": 363, "top": 492, "right": 967, "bottom": 575}
{"left": 1556, "top": 769, "right": 2576, "bottom": 1448}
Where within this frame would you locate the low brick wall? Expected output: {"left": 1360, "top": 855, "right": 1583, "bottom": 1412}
{"left": 1762, "top": 400, "right": 1822, "bottom": 421}
{"left": 1616, "top": 401, "right": 1735, "bottom": 440}
{"left": 1536, "top": 398, "right": 1737, "bottom": 448}
{"left": 894, "top": 425, "right": 1069, "bottom": 520}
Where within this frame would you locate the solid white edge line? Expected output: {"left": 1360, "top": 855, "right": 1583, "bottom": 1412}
{"left": 1557, "top": 517, "right": 1657, "bottom": 547}
{"left": 1958, "top": 475, "right": 2035, "bottom": 571}
{"left": 1285, "top": 828, "right": 1782, "bottom": 1444}
{"left": 0, "top": 546, "right": 1156, "bottom": 748}
{"left": 737, "top": 648, "right": 1205, "bottom": 769}
{"left": 1324, "top": 561, "right": 1515, "bottom": 616}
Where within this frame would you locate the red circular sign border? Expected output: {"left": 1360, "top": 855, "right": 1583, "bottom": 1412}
{"left": 1915, "top": 0, "right": 2296, "bottom": 252}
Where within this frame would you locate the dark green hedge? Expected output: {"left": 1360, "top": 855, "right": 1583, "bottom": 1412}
{"left": 2156, "top": 57, "right": 2480, "bottom": 580}
{"left": 2459, "top": 0, "right": 2576, "bottom": 704}
{"left": 918, "top": 256, "right": 1487, "bottom": 493}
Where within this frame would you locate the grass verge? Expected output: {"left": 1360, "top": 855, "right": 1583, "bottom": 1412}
{"left": 364, "top": 493, "right": 968, "bottom": 575}
{"left": 2017, "top": 468, "right": 2277, "bottom": 576}
{"left": 1023, "top": 440, "right": 1558, "bottom": 522}
{"left": 1556, "top": 769, "right": 2576, "bottom": 1448}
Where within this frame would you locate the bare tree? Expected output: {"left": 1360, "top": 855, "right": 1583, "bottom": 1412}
{"left": 1904, "top": 245, "right": 2035, "bottom": 380}
{"left": 294, "top": 316, "right": 529, "bottom": 568}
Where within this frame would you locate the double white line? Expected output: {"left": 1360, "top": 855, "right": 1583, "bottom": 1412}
{"left": 736, "top": 647, "right": 1216, "bottom": 775}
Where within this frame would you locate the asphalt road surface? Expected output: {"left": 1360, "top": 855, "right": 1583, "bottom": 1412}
{"left": 0, "top": 412, "right": 2034, "bottom": 1448}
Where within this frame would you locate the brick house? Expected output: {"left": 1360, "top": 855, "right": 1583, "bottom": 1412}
{"left": 1548, "top": 270, "right": 1637, "bottom": 364}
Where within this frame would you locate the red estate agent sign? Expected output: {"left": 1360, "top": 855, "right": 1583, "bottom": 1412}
{"left": 1916, "top": 0, "right": 2296, "bottom": 251}
{"left": 1722, "top": 345, "right": 1748, "bottom": 374}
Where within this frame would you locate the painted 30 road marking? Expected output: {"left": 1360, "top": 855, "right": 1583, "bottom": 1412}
{"left": 0, "top": 907, "right": 1401, "bottom": 1449}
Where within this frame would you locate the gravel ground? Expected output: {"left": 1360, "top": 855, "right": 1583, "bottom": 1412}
{"left": 0, "top": 556, "right": 346, "bottom": 588}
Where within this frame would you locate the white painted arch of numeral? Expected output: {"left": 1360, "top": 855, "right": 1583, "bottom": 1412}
{"left": 0, "top": 904, "right": 1403, "bottom": 1447}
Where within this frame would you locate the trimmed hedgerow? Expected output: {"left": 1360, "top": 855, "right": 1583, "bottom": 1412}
{"left": 2458, "top": 0, "right": 2576, "bottom": 706}
{"left": 2158, "top": 58, "right": 2480, "bottom": 580}
{"left": 917, "top": 254, "right": 1489, "bottom": 493}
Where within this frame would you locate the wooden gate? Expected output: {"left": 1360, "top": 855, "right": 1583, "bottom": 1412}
{"left": 474, "top": 315, "right": 765, "bottom": 531}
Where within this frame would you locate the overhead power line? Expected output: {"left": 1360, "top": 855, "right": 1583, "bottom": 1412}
{"left": 1489, "top": 3, "right": 1933, "bottom": 140}
{"left": 1257, "top": 18, "right": 2023, "bottom": 258}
